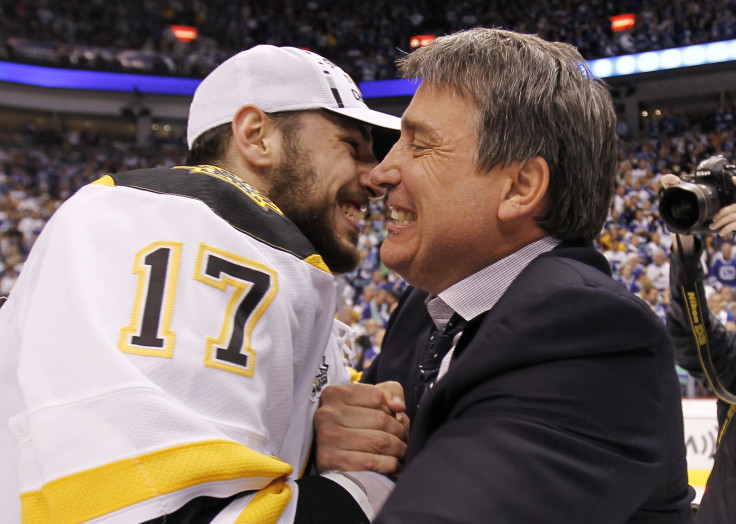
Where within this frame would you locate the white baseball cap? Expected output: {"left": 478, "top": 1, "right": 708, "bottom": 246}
{"left": 187, "top": 45, "right": 401, "bottom": 148}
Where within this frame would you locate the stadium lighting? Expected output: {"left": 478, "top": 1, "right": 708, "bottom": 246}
{"left": 410, "top": 35, "right": 436, "bottom": 48}
{"left": 366, "top": 39, "right": 736, "bottom": 97}
{"left": 660, "top": 48, "right": 683, "bottom": 69}
{"left": 3, "top": 39, "right": 736, "bottom": 98}
{"left": 586, "top": 40, "right": 736, "bottom": 79}
{"left": 610, "top": 14, "right": 636, "bottom": 32}
{"left": 637, "top": 52, "right": 660, "bottom": 73}
{"left": 170, "top": 25, "right": 198, "bottom": 42}
{"left": 614, "top": 55, "right": 637, "bottom": 76}
{"left": 0, "top": 61, "right": 200, "bottom": 95}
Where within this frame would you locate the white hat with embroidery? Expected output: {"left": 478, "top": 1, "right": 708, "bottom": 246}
{"left": 187, "top": 45, "right": 401, "bottom": 148}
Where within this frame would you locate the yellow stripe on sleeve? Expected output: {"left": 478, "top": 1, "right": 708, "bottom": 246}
{"left": 21, "top": 439, "right": 293, "bottom": 524}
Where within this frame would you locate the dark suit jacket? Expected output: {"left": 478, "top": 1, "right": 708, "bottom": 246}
{"left": 364, "top": 245, "right": 694, "bottom": 523}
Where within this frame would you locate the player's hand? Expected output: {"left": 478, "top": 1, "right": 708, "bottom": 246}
{"left": 314, "top": 381, "right": 410, "bottom": 475}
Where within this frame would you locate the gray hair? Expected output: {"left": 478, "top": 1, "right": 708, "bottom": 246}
{"left": 398, "top": 28, "right": 617, "bottom": 244}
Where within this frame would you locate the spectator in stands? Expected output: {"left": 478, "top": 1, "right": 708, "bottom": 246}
{"left": 639, "top": 276, "right": 667, "bottom": 323}
{"left": 344, "top": 246, "right": 375, "bottom": 302}
{"left": 622, "top": 191, "right": 642, "bottom": 224}
{"left": 720, "top": 285, "right": 736, "bottom": 315}
{"left": 703, "top": 234, "right": 718, "bottom": 266}
{"left": 612, "top": 182, "right": 628, "bottom": 215}
{"left": 664, "top": 172, "right": 736, "bottom": 523}
{"left": 0, "top": 265, "right": 18, "bottom": 296}
{"left": 316, "top": 28, "right": 694, "bottom": 521}
{"left": 0, "top": 242, "right": 24, "bottom": 275}
{"left": 638, "top": 230, "right": 664, "bottom": 264}
{"left": 15, "top": 208, "right": 44, "bottom": 246}
{"left": 709, "top": 240, "right": 736, "bottom": 288}
{"left": 616, "top": 259, "right": 643, "bottom": 294}
{"left": 359, "top": 282, "right": 398, "bottom": 327}
{"left": 715, "top": 106, "right": 735, "bottom": 133}
{"left": 708, "top": 290, "right": 735, "bottom": 327}
{"left": 354, "top": 317, "right": 386, "bottom": 371}
{"left": 602, "top": 225, "right": 630, "bottom": 275}
{"left": 647, "top": 247, "right": 671, "bottom": 290}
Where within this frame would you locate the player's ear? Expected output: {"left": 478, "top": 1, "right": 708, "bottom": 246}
{"left": 497, "top": 156, "right": 549, "bottom": 222}
{"left": 231, "top": 105, "right": 278, "bottom": 168}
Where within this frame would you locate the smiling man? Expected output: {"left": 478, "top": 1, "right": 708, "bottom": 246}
{"left": 0, "top": 46, "right": 404, "bottom": 523}
{"left": 316, "top": 28, "right": 695, "bottom": 523}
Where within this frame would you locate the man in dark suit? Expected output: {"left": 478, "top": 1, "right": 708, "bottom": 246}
{"left": 315, "top": 28, "right": 694, "bottom": 522}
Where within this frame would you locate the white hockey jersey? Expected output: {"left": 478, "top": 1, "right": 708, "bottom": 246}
{"left": 0, "top": 165, "right": 352, "bottom": 523}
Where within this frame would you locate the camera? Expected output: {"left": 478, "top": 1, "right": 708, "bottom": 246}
{"left": 659, "top": 155, "right": 736, "bottom": 235}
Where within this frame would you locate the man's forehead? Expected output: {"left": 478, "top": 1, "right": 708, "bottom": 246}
{"left": 401, "top": 84, "right": 473, "bottom": 140}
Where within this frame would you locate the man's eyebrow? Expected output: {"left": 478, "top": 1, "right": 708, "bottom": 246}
{"left": 402, "top": 116, "right": 441, "bottom": 143}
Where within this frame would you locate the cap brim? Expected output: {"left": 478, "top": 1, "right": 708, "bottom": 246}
{"left": 326, "top": 106, "right": 401, "bottom": 131}
{"left": 325, "top": 106, "right": 401, "bottom": 161}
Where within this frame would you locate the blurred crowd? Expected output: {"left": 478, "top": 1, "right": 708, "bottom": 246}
{"left": 2, "top": 105, "right": 736, "bottom": 381}
{"left": 0, "top": 122, "right": 185, "bottom": 292}
{"left": 2, "top": 0, "right": 736, "bottom": 83}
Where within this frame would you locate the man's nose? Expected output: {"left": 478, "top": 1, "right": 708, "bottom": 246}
{"left": 359, "top": 159, "right": 387, "bottom": 199}
{"left": 369, "top": 144, "right": 402, "bottom": 193}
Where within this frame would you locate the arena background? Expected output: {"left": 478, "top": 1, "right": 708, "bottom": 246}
{"left": 2, "top": 0, "right": 735, "bottom": 504}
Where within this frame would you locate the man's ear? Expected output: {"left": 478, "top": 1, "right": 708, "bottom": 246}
{"left": 497, "top": 156, "right": 549, "bottom": 222}
{"left": 230, "top": 105, "right": 279, "bottom": 168}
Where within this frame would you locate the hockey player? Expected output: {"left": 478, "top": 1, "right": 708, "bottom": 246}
{"left": 0, "top": 46, "right": 404, "bottom": 523}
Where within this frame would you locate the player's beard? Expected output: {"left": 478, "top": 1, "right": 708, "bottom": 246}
{"left": 267, "top": 138, "right": 360, "bottom": 274}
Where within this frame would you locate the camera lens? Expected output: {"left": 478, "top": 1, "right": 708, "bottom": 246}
{"left": 660, "top": 182, "right": 719, "bottom": 234}
{"left": 665, "top": 191, "right": 699, "bottom": 228}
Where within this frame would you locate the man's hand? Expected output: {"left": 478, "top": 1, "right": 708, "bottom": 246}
{"left": 710, "top": 199, "right": 736, "bottom": 238}
{"left": 660, "top": 173, "right": 680, "bottom": 190}
{"left": 314, "top": 381, "right": 410, "bottom": 475}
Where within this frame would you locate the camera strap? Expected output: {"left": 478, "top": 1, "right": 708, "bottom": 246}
{"left": 677, "top": 234, "right": 736, "bottom": 405}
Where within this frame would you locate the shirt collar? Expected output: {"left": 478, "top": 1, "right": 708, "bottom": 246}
{"left": 425, "top": 296, "right": 455, "bottom": 331}
{"left": 431, "top": 236, "right": 560, "bottom": 322}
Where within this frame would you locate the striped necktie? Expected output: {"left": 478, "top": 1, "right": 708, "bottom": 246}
{"left": 415, "top": 312, "right": 466, "bottom": 409}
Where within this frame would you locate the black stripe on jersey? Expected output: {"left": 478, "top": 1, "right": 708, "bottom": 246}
{"left": 107, "top": 165, "right": 321, "bottom": 262}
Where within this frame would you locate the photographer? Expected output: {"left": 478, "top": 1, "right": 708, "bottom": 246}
{"left": 663, "top": 165, "right": 736, "bottom": 523}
